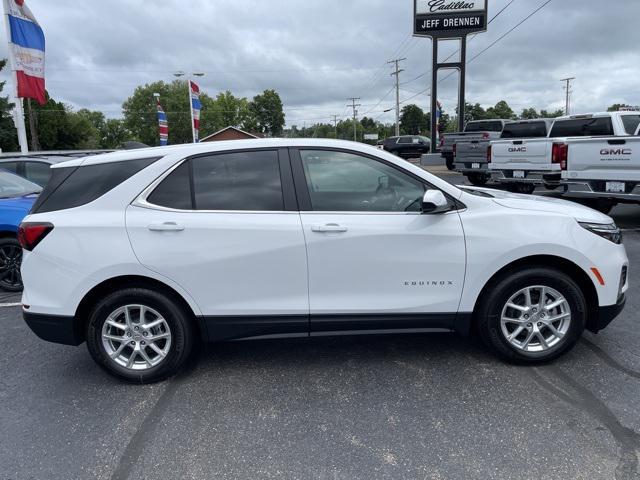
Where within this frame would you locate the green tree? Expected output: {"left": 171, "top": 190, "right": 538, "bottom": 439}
{"left": 539, "top": 109, "right": 564, "bottom": 118}
{"left": 607, "top": 104, "right": 631, "bottom": 112}
{"left": 212, "top": 90, "right": 252, "bottom": 130}
{"left": 123, "top": 80, "right": 216, "bottom": 145}
{"left": 248, "top": 89, "right": 285, "bottom": 137}
{"left": 486, "top": 100, "right": 517, "bottom": 120}
{"left": 520, "top": 107, "right": 539, "bottom": 119}
{"left": 399, "top": 104, "right": 426, "bottom": 135}
{"left": 0, "top": 59, "right": 18, "bottom": 152}
{"left": 101, "top": 118, "right": 130, "bottom": 148}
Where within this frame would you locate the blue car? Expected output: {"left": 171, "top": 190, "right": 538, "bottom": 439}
{"left": 0, "top": 170, "right": 41, "bottom": 291}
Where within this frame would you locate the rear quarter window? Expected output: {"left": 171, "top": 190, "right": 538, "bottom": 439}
{"left": 31, "top": 157, "right": 158, "bottom": 213}
{"left": 621, "top": 115, "right": 640, "bottom": 135}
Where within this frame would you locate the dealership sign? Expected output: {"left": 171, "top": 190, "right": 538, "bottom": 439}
{"left": 414, "top": 0, "right": 488, "bottom": 38}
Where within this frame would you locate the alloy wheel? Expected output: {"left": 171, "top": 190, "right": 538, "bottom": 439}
{"left": 101, "top": 304, "right": 172, "bottom": 370}
{"left": 0, "top": 243, "right": 23, "bottom": 290}
{"left": 499, "top": 285, "right": 571, "bottom": 353}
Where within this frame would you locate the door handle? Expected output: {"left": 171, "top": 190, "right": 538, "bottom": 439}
{"left": 311, "top": 224, "right": 348, "bottom": 233}
{"left": 148, "top": 222, "right": 185, "bottom": 232}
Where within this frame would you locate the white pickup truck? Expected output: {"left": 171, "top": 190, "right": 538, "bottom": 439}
{"left": 561, "top": 132, "right": 640, "bottom": 213}
{"left": 489, "top": 111, "right": 640, "bottom": 193}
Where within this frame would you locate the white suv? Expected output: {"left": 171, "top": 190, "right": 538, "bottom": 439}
{"left": 19, "top": 139, "right": 628, "bottom": 383}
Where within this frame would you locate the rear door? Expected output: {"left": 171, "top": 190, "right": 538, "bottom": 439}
{"left": 291, "top": 147, "right": 466, "bottom": 333}
{"left": 126, "top": 148, "right": 309, "bottom": 340}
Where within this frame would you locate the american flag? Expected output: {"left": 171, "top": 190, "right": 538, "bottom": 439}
{"left": 190, "top": 80, "right": 201, "bottom": 142}
{"left": 155, "top": 94, "right": 168, "bottom": 146}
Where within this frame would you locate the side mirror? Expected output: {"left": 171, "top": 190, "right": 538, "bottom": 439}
{"left": 422, "top": 190, "right": 450, "bottom": 214}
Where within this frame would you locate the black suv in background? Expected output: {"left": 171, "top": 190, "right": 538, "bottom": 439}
{"left": 382, "top": 136, "right": 431, "bottom": 159}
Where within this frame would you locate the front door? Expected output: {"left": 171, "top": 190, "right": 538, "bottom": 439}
{"left": 126, "top": 148, "right": 309, "bottom": 341}
{"left": 292, "top": 148, "right": 466, "bottom": 333}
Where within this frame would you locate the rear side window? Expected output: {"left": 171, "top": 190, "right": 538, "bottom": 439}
{"left": 146, "top": 150, "right": 284, "bottom": 211}
{"left": 465, "top": 121, "right": 504, "bottom": 132}
{"left": 31, "top": 157, "right": 158, "bottom": 213}
{"left": 397, "top": 137, "right": 413, "bottom": 144}
{"left": 500, "top": 122, "right": 548, "bottom": 139}
{"left": 621, "top": 115, "right": 640, "bottom": 135}
{"left": 0, "top": 162, "right": 20, "bottom": 174}
{"left": 549, "top": 117, "right": 614, "bottom": 137}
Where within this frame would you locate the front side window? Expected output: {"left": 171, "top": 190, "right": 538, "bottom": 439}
{"left": 397, "top": 137, "right": 413, "bottom": 144}
{"left": 147, "top": 150, "right": 284, "bottom": 211}
{"left": 300, "top": 150, "right": 425, "bottom": 212}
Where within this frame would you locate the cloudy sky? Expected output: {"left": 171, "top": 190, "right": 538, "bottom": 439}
{"left": 1, "top": 0, "right": 639, "bottom": 129}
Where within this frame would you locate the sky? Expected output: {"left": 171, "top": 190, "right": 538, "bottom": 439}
{"left": 1, "top": 0, "right": 639, "bottom": 130}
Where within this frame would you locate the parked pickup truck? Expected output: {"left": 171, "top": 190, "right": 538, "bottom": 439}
{"left": 487, "top": 119, "right": 555, "bottom": 194}
{"left": 440, "top": 119, "right": 510, "bottom": 171}
{"left": 489, "top": 111, "right": 640, "bottom": 194}
{"left": 561, "top": 131, "right": 640, "bottom": 213}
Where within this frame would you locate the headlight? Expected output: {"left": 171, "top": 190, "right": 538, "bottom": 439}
{"left": 579, "top": 222, "right": 623, "bottom": 244}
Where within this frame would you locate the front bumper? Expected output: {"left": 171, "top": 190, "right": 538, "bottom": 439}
{"left": 590, "top": 294, "right": 626, "bottom": 333}
{"left": 564, "top": 181, "right": 640, "bottom": 202}
{"left": 23, "top": 311, "right": 83, "bottom": 346}
{"left": 491, "top": 169, "right": 561, "bottom": 186}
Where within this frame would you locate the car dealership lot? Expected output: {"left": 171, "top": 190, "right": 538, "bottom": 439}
{"left": 2, "top": 168, "right": 640, "bottom": 480}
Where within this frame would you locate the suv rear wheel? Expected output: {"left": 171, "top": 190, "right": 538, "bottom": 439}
{"left": 86, "top": 288, "right": 195, "bottom": 383}
{"left": 0, "top": 237, "right": 23, "bottom": 292}
{"left": 477, "top": 267, "right": 586, "bottom": 363}
{"left": 466, "top": 173, "right": 489, "bottom": 186}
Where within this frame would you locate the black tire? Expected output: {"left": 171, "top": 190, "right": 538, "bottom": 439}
{"left": 513, "top": 183, "right": 536, "bottom": 195}
{"left": 0, "top": 237, "right": 23, "bottom": 292}
{"left": 477, "top": 267, "right": 586, "bottom": 363}
{"left": 445, "top": 157, "right": 455, "bottom": 170}
{"left": 467, "top": 173, "right": 489, "bottom": 186}
{"left": 86, "top": 288, "right": 195, "bottom": 383}
{"left": 573, "top": 199, "right": 616, "bottom": 215}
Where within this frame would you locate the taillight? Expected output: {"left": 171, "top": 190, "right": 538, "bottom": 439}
{"left": 18, "top": 222, "right": 54, "bottom": 251}
{"left": 487, "top": 145, "right": 492, "bottom": 163}
{"left": 482, "top": 132, "right": 490, "bottom": 139}
{"left": 453, "top": 143, "right": 457, "bottom": 158}
{"left": 551, "top": 143, "right": 568, "bottom": 170}
{"left": 439, "top": 136, "right": 445, "bottom": 147}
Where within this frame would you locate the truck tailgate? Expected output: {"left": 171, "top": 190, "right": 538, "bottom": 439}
{"left": 490, "top": 139, "right": 555, "bottom": 169}
{"left": 565, "top": 137, "right": 640, "bottom": 181}
{"left": 456, "top": 139, "right": 489, "bottom": 162}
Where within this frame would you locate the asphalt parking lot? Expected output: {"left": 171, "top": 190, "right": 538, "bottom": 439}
{"left": 2, "top": 167, "right": 640, "bottom": 480}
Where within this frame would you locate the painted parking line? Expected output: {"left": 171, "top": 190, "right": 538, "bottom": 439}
{"left": 0, "top": 302, "right": 21, "bottom": 307}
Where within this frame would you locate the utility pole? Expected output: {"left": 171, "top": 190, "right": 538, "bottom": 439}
{"left": 347, "top": 97, "right": 361, "bottom": 141}
{"left": 388, "top": 58, "right": 406, "bottom": 136}
{"left": 332, "top": 115, "right": 338, "bottom": 139}
{"left": 560, "top": 77, "right": 575, "bottom": 115}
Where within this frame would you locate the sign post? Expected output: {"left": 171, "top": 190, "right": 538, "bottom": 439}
{"left": 413, "top": 0, "right": 488, "bottom": 151}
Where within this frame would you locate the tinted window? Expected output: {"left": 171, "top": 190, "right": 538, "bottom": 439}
{"left": 31, "top": 157, "right": 158, "bottom": 214}
{"left": 397, "top": 137, "right": 413, "bottom": 144}
{"left": 24, "top": 161, "right": 52, "bottom": 186}
{"left": 549, "top": 117, "right": 614, "bottom": 137}
{"left": 192, "top": 150, "right": 283, "bottom": 211}
{"left": 500, "top": 122, "right": 548, "bottom": 139}
{"left": 301, "top": 150, "right": 425, "bottom": 212}
{"left": 147, "top": 162, "right": 192, "bottom": 210}
{"left": 465, "top": 121, "right": 504, "bottom": 132}
{"left": 0, "top": 162, "right": 20, "bottom": 175}
{"left": 621, "top": 115, "right": 640, "bottom": 135}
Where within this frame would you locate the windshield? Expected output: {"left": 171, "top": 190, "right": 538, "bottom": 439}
{"left": 0, "top": 170, "right": 42, "bottom": 199}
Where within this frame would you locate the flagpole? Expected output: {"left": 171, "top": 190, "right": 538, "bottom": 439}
{"left": 2, "top": 0, "right": 28, "bottom": 153}
{"left": 188, "top": 77, "right": 196, "bottom": 143}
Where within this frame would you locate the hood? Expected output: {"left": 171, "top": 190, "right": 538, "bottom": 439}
{"left": 461, "top": 187, "right": 612, "bottom": 224}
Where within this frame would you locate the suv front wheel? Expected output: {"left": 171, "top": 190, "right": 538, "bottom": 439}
{"left": 86, "top": 288, "right": 195, "bottom": 383}
{"left": 477, "top": 267, "right": 586, "bottom": 363}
